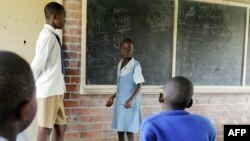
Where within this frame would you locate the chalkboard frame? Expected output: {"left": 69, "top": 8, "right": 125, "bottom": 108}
{"left": 80, "top": 0, "right": 250, "bottom": 94}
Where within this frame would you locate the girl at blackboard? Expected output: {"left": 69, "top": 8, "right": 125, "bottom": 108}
{"left": 106, "top": 38, "right": 145, "bottom": 141}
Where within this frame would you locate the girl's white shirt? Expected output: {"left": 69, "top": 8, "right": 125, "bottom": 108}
{"left": 117, "top": 58, "right": 145, "bottom": 84}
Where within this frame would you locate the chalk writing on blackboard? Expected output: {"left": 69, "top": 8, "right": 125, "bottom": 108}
{"left": 86, "top": 0, "right": 174, "bottom": 85}
{"left": 176, "top": 1, "right": 245, "bottom": 85}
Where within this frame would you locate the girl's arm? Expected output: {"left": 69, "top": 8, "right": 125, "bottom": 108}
{"left": 106, "top": 93, "right": 116, "bottom": 107}
{"left": 125, "top": 83, "right": 142, "bottom": 108}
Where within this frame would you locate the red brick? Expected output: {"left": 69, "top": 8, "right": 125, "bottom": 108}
{"left": 67, "top": 44, "right": 81, "bottom": 52}
{"left": 69, "top": 28, "right": 81, "bottom": 35}
{"left": 64, "top": 100, "right": 79, "bottom": 107}
{"left": 72, "top": 108, "right": 90, "bottom": 115}
{"left": 65, "top": 68, "right": 80, "bottom": 75}
{"left": 80, "top": 115, "right": 112, "bottom": 122}
{"left": 64, "top": 52, "right": 80, "bottom": 59}
{"left": 64, "top": 27, "right": 82, "bottom": 35}
{"left": 66, "top": 11, "right": 82, "bottom": 19}
{"left": 65, "top": 19, "right": 82, "bottom": 27}
{"left": 99, "top": 130, "right": 116, "bottom": 138}
{"left": 66, "top": 116, "right": 81, "bottom": 123}
{"left": 64, "top": 76, "right": 70, "bottom": 83}
{"left": 64, "top": 93, "right": 71, "bottom": 99}
{"left": 80, "top": 131, "right": 99, "bottom": 138}
{"left": 64, "top": 109, "right": 71, "bottom": 116}
{"left": 71, "top": 93, "right": 86, "bottom": 99}
{"left": 63, "top": 36, "right": 81, "bottom": 43}
{"left": 64, "top": 132, "right": 80, "bottom": 140}
{"left": 71, "top": 76, "right": 81, "bottom": 83}
{"left": 64, "top": 2, "right": 82, "bottom": 10}
{"left": 66, "top": 84, "right": 79, "bottom": 92}
{"left": 89, "top": 108, "right": 110, "bottom": 115}
{"left": 65, "top": 60, "right": 81, "bottom": 68}
{"left": 71, "top": 122, "right": 107, "bottom": 131}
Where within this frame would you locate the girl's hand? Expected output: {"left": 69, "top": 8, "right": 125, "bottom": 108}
{"left": 124, "top": 99, "right": 132, "bottom": 108}
{"left": 106, "top": 97, "right": 114, "bottom": 107}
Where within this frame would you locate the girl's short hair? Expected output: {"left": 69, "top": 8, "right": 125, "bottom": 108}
{"left": 120, "top": 38, "right": 135, "bottom": 48}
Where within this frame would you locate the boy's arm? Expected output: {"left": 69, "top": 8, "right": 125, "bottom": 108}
{"left": 140, "top": 122, "right": 156, "bottom": 141}
{"left": 31, "top": 36, "right": 53, "bottom": 81}
{"left": 210, "top": 128, "right": 216, "bottom": 141}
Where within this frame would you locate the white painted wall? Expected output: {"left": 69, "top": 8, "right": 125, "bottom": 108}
{"left": 0, "top": 0, "right": 57, "bottom": 140}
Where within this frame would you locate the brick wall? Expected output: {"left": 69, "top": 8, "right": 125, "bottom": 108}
{"left": 62, "top": 0, "right": 250, "bottom": 141}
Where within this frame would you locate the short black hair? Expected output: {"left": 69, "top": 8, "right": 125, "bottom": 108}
{"left": 164, "top": 76, "right": 193, "bottom": 109}
{"left": 120, "top": 38, "right": 135, "bottom": 48}
{"left": 0, "top": 51, "right": 35, "bottom": 127}
{"left": 44, "top": 2, "right": 65, "bottom": 19}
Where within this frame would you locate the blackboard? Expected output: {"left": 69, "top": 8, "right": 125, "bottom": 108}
{"left": 86, "top": 0, "right": 174, "bottom": 85}
{"left": 176, "top": 1, "right": 246, "bottom": 85}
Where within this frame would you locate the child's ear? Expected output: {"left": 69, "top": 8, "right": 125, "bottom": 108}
{"left": 159, "top": 93, "right": 164, "bottom": 103}
{"left": 52, "top": 14, "right": 57, "bottom": 20}
{"left": 186, "top": 99, "right": 193, "bottom": 108}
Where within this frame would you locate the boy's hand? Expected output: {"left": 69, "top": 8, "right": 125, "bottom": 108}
{"left": 159, "top": 93, "right": 164, "bottom": 103}
{"left": 106, "top": 97, "right": 114, "bottom": 107}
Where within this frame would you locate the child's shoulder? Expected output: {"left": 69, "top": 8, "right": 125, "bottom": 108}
{"left": 133, "top": 59, "right": 141, "bottom": 66}
{"left": 191, "top": 114, "right": 215, "bottom": 127}
{"left": 37, "top": 28, "right": 55, "bottom": 42}
{"left": 141, "top": 112, "right": 163, "bottom": 126}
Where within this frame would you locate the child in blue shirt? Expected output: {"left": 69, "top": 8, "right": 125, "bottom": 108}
{"left": 106, "top": 38, "right": 145, "bottom": 141}
{"left": 140, "top": 76, "right": 216, "bottom": 141}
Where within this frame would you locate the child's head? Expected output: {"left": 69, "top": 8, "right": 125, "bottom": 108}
{"left": 44, "top": 2, "right": 66, "bottom": 29}
{"left": 0, "top": 51, "right": 36, "bottom": 139}
{"left": 120, "top": 38, "right": 135, "bottom": 59}
{"left": 162, "top": 76, "right": 193, "bottom": 110}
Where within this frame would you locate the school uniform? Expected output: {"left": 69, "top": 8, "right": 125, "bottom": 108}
{"left": 112, "top": 58, "right": 145, "bottom": 133}
{"left": 31, "top": 24, "right": 65, "bottom": 99}
{"left": 140, "top": 110, "right": 216, "bottom": 141}
{"left": 31, "top": 24, "right": 66, "bottom": 128}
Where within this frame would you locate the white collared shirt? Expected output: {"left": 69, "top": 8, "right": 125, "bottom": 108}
{"left": 31, "top": 24, "right": 65, "bottom": 98}
{"left": 117, "top": 58, "right": 145, "bottom": 84}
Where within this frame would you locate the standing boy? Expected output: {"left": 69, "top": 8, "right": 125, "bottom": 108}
{"left": 0, "top": 51, "right": 37, "bottom": 141}
{"left": 31, "top": 2, "right": 67, "bottom": 141}
{"left": 140, "top": 76, "right": 216, "bottom": 141}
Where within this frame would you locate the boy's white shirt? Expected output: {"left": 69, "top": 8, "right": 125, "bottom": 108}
{"left": 31, "top": 24, "right": 65, "bottom": 98}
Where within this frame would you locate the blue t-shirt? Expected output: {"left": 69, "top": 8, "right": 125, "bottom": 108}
{"left": 140, "top": 110, "right": 216, "bottom": 141}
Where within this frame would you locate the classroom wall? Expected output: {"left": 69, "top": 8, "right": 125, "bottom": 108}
{"left": 0, "top": 0, "right": 52, "bottom": 63}
{"left": 62, "top": 0, "right": 250, "bottom": 141}
{"left": 0, "top": 0, "right": 55, "bottom": 140}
